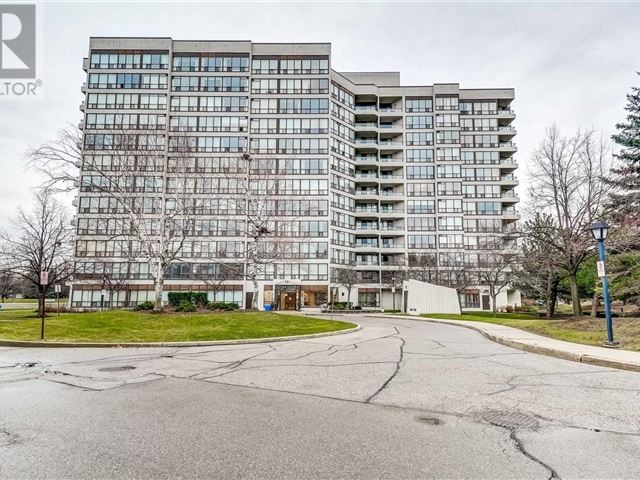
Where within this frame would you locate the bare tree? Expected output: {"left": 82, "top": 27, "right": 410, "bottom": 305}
{"left": 204, "top": 154, "right": 299, "bottom": 310}
{"left": 0, "top": 190, "right": 74, "bottom": 317}
{"left": 27, "top": 125, "right": 196, "bottom": 311}
{"left": 407, "top": 253, "right": 439, "bottom": 284}
{"left": 0, "top": 270, "right": 16, "bottom": 302}
{"left": 478, "top": 253, "right": 520, "bottom": 313}
{"left": 527, "top": 125, "right": 611, "bottom": 315}
{"left": 332, "top": 266, "right": 358, "bottom": 309}
{"left": 514, "top": 213, "right": 564, "bottom": 318}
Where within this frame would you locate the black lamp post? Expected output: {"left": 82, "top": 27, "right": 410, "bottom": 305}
{"left": 590, "top": 221, "right": 619, "bottom": 348}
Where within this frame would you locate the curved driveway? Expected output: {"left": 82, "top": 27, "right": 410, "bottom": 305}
{"left": 1, "top": 315, "right": 639, "bottom": 479}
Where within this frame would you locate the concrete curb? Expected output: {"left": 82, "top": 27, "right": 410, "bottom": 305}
{"left": 0, "top": 323, "right": 362, "bottom": 349}
{"left": 370, "top": 314, "right": 640, "bottom": 373}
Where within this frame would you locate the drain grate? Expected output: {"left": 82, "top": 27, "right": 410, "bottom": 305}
{"left": 98, "top": 365, "right": 136, "bottom": 373}
{"left": 416, "top": 416, "right": 443, "bottom": 426}
{"left": 479, "top": 410, "right": 540, "bottom": 430}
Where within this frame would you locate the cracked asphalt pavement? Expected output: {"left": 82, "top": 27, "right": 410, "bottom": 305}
{"left": 1, "top": 315, "right": 639, "bottom": 479}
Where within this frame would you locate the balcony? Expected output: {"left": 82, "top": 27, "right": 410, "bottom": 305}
{"left": 355, "top": 155, "right": 379, "bottom": 165}
{"left": 82, "top": 57, "right": 89, "bottom": 71}
{"left": 356, "top": 224, "right": 379, "bottom": 233}
{"left": 498, "top": 126, "right": 517, "bottom": 136}
{"left": 380, "top": 243, "right": 405, "bottom": 250}
{"left": 499, "top": 142, "right": 517, "bottom": 153}
{"left": 379, "top": 174, "right": 404, "bottom": 183}
{"left": 500, "top": 174, "right": 519, "bottom": 186}
{"left": 501, "top": 190, "right": 519, "bottom": 202}
{"left": 380, "top": 191, "right": 403, "bottom": 198}
{"left": 355, "top": 242, "right": 379, "bottom": 250}
{"left": 379, "top": 122, "right": 403, "bottom": 130}
{"left": 355, "top": 172, "right": 379, "bottom": 180}
{"left": 502, "top": 208, "right": 520, "bottom": 221}
{"left": 355, "top": 105, "right": 378, "bottom": 113}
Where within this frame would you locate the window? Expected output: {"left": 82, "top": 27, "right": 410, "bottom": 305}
{"left": 408, "top": 235, "right": 436, "bottom": 249}
{"left": 406, "top": 183, "right": 435, "bottom": 197}
{"left": 280, "top": 58, "right": 329, "bottom": 74}
{"left": 437, "top": 164, "right": 461, "bottom": 178}
{"left": 405, "top": 98, "right": 432, "bottom": 113}
{"left": 252, "top": 58, "right": 279, "bottom": 74}
{"left": 406, "top": 149, "right": 434, "bottom": 163}
{"left": 90, "top": 52, "right": 141, "bottom": 69}
{"left": 435, "top": 96, "right": 459, "bottom": 111}
{"left": 438, "top": 217, "right": 463, "bottom": 231}
{"left": 407, "top": 200, "right": 435, "bottom": 214}
{"left": 436, "top": 114, "right": 459, "bottom": 127}
{"left": 172, "top": 56, "right": 199, "bottom": 72}
{"left": 406, "top": 116, "right": 433, "bottom": 129}
{"left": 406, "top": 165, "right": 434, "bottom": 180}
{"left": 436, "top": 130, "right": 460, "bottom": 144}
{"left": 406, "top": 132, "right": 433, "bottom": 146}
{"left": 436, "top": 147, "right": 460, "bottom": 161}
{"left": 407, "top": 217, "right": 435, "bottom": 231}
{"left": 439, "top": 234, "right": 463, "bottom": 249}
{"left": 437, "top": 182, "right": 462, "bottom": 196}
{"left": 438, "top": 199, "right": 462, "bottom": 213}
{"left": 201, "top": 56, "right": 249, "bottom": 72}
{"left": 141, "top": 53, "right": 169, "bottom": 69}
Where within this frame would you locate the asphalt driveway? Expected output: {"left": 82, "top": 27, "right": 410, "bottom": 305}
{"left": 1, "top": 315, "right": 639, "bottom": 479}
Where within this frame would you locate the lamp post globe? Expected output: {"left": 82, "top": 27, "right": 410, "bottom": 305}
{"left": 590, "top": 221, "right": 609, "bottom": 241}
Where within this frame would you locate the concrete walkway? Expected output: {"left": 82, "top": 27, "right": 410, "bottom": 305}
{"left": 373, "top": 314, "right": 640, "bottom": 372}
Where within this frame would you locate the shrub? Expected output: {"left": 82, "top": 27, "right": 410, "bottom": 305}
{"left": 168, "top": 292, "right": 208, "bottom": 308}
{"left": 176, "top": 300, "right": 196, "bottom": 312}
{"left": 351, "top": 305, "right": 362, "bottom": 310}
{"left": 505, "top": 305, "right": 514, "bottom": 313}
{"left": 135, "top": 301, "right": 154, "bottom": 311}
{"left": 207, "top": 302, "right": 239, "bottom": 311}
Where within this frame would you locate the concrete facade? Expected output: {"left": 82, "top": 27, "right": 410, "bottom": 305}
{"left": 71, "top": 38, "right": 520, "bottom": 311}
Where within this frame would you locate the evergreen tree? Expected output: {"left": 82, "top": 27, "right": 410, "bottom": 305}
{"left": 607, "top": 75, "right": 640, "bottom": 306}
{"left": 609, "top": 74, "right": 640, "bottom": 218}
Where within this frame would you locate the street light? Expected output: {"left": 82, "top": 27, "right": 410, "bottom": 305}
{"left": 590, "top": 221, "right": 619, "bottom": 348}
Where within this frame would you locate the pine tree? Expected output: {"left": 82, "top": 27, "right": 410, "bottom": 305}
{"left": 609, "top": 74, "right": 640, "bottom": 219}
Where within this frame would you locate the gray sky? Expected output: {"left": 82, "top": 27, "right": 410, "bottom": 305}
{"left": 1, "top": 0, "right": 639, "bottom": 225}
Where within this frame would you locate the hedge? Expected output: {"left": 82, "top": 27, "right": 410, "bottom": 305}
{"left": 167, "top": 292, "right": 208, "bottom": 307}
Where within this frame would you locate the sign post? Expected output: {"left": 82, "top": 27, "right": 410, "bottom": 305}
{"left": 39, "top": 271, "right": 48, "bottom": 340}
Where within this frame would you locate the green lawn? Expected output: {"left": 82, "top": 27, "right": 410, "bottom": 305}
{"left": 0, "top": 310, "right": 356, "bottom": 343}
{"left": 422, "top": 312, "right": 640, "bottom": 352}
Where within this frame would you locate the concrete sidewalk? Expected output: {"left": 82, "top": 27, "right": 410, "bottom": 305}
{"left": 372, "top": 314, "right": 640, "bottom": 373}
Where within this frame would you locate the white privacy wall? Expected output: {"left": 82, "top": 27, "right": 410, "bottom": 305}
{"left": 403, "top": 279, "right": 461, "bottom": 315}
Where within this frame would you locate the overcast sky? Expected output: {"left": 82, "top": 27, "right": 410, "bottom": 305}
{"left": 0, "top": 0, "right": 638, "bottom": 226}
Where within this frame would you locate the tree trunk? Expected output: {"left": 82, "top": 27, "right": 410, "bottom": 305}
{"left": 591, "top": 289, "right": 598, "bottom": 317}
{"left": 491, "top": 294, "right": 497, "bottom": 313}
{"left": 153, "top": 261, "right": 164, "bottom": 312}
{"left": 347, "top": 288, "right": 351, "bottom": 310}
{"left": 251, "top": 274, "right": 259, "bottom": 310}
{"left": 250, "top": 240, "right": 259, "bottom": 310}
{"left": 546, "top": 274, "right": 558, "bottom": 319}
{"left": 568, "top": 273, "right": 582, "bottom": 316}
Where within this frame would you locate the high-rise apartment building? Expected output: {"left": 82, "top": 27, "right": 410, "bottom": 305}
{"left": 71, "top": 38, "right": 520, "bottom": 311}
